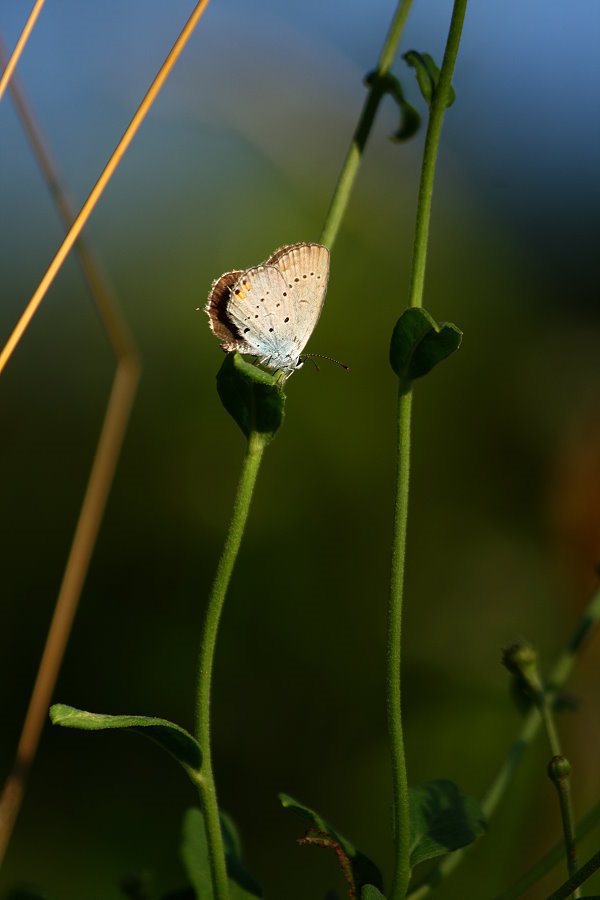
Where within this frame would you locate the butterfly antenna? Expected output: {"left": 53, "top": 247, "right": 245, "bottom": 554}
{"left": 302, "top": 353, "right": 350, "bottom": 373}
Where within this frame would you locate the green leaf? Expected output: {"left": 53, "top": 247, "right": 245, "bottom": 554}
{"left": 220, "top": 811, "right": 262, "bottom": 897}
{"left": 181, "top": 809, "right": 262, "bottom": 900}
{"left": 216, "top": 351, "right": 285, "bottom": 443}
{"left": 182, "top": 809, "right": 213, "bottom": 898}
{"left": 408, "top": 780, "right": 486, "bottom": 868}
{"left": 364, "top": 70, "right": 421, "bottom": 142}
{"left": 403, "top": 51, "right": 456, "bottom": 108}
{"left": 389, "top": 307, "right": 462, "bottom": 394}
{"left": 49, "top": 704, "right": 201, "bottom": 775}
{"left": 362, "top": 887, "right": 387, "bottom": 900}
{"left": 279, "top": 794, "right": 383, "bottom": 891}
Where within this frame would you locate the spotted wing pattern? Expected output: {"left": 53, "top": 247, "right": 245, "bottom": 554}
{"left": 206, "top": 242, "right": 330, "bottom": 374}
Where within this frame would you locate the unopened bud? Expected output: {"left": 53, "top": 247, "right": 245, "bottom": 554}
{"left": 548, "top": 755, "right": 572, "bottom": 783}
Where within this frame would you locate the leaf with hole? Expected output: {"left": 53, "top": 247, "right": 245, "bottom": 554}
{"left": 403, "top": 51, "right": 456, "bottom": 107}
{"left": 49, "top": 703, "right": 201, "bottom": 776}
{"left": 389, "top": 307, "right": 461, "bottom": 394}
{"left": 408, "top": 780, "right": 486, "bottom": 868}
{"left": 216, "top": 351, "right": 285, "bottom": 443}
{"left": 279, "top": 793, "right": 383, "bottom": 892}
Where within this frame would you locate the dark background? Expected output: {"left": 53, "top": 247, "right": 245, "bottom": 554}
{"left": 1, "top": 1, "right": 600, "bottom": 897}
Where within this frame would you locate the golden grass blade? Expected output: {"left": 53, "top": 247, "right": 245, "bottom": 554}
{"left": 0, "top": 360, "right": 139, "bottom": 868}
{"left": 0, "top": 0, "right": 211, "bottom": 377}
{"left": 0, "top": 0, "right": 46, "bottom": 104}
{"left": 0, "top": 29, "right": 142, "bottom": 864}
{"left": 0, "top": 36, "right": 136, "bottom": 359}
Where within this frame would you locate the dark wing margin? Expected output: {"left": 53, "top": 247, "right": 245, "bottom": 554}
{"left": 205, "top": 269, "right": 244, "bottom": 349}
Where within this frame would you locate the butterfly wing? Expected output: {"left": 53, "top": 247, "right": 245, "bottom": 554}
{"left": 206, "top": 269, "right": 250, "bottom": 352}
{"left": 206, "top": 242, "right": 330, "bottom": 373}
{"left": 266, "top": 242, "right": 330, "bottom": 357}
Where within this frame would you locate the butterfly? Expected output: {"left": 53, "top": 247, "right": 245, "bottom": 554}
{"left": 206, "top": 242, "right": 330, "bottom": 378}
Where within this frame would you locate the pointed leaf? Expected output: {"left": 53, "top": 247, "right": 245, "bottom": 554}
{"left": 279, "top": 794, "right": 383, "bottom": 891}
{"left": 216, "top": 351, "right": 285, "bottom": 442}
{"left": 49, "top": 704, "right": 201, "bottom": 775}
{"left": 408, "top": 780, "right": 486, "bottom": 868}
{"left": 389, "top": 307, "right": 462, "bottom": 394}
{"left": 403, "top": 51, "right": 456, "bottom": 107}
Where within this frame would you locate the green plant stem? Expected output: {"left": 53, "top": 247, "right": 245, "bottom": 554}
{"left": 548, "top": 848, "right": 600, "bottom": 900}
{"left": 493, "top": 799, "right": 600, "bottom": 900}
{"left": 407, "top": 0, "right": 467, "bottom": 310}
{"left": 407, "top": 578, "right": 600, "bottom": 900}
{"left": 536, "top": 683, "right": 580, "bottom": 895}
{"left": 387, "top": 4, "right": 467, "bottom": 899}
{"left": 551, "top": 763, "right": 580, "bottom": 896}
{"left": 319, "top": 0, "right": 413, "bottom": 249}
{"left": 388, "top": 388, "right": 413, "bottom": 900}
{"left": 194, "top": 432, "right": 266, "bottom": 900}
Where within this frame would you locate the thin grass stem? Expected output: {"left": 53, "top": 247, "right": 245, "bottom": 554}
{"left": 0, "top": 0, "right": 211, "bottom": 378}
{"left": 0, "top": 32, "right": 140, "bottom": 869}
{"left": 0, "top": 0, "right": 46, "bottom": 104}
{"left": 0, "top": 360, "right": 139, "bottom": 868}
{"left": 319, "top": 0, "right": 414, "bottom": 249}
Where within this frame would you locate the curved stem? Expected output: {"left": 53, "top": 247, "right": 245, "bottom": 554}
{"left": 195, "top": 432, "right": 266, "bottom": 900}
{"left": 408, "top": 0, "right": 467, "bottom": 310}
{"left": 388, "top": 388, "right": 413, "bottom": 900}
{"left": 319, "top": 0, "right": 414, "bottom": 249}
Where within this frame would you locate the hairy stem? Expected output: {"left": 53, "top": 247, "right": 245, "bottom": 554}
{"left": 387, "top": 3, "right": 467, "bottom": 898}
{"left": 195, "top": 432, "right": 266, "bottom": 900}
{"left": 319, "top": 0, "right": 414, "bottom": 249}
{"left": 408, "top": 0, "right": 468, "bottom": 310}
{"left": 388, "top": 389, "right": 413, "bottom": 900}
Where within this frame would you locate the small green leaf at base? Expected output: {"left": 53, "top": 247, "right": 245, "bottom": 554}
{"left": 182, "top": 809, "right": 262, "bottom": 900}
{"left": 362, "top": 887, "right": 387, "bottom": 900}
{"left": 389, "top": 308, "right": 462, "bottom": 394}
{"left": 408, "top": 779, "right": 486, "bottom": 868}
{"left": 279, "top": 793, "right": 383, "bottom": 892}
{"left": 403, "top": 51, "right": 456, "bottom": 107}
{"left": 216, "top": 351, "right": 285, "bottom": 442}
{"left": 182, "top": 809, "right": 212, "bottom": 898}
{"left": 49, "top": 704, "right": 201, "bottom": 775}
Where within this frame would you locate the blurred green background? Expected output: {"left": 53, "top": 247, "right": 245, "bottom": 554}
{"left": 1, "top": 1, "right": 600, "bottom": 897}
